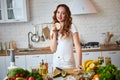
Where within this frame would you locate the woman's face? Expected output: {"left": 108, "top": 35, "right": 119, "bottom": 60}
{"left": 56, "top": 6, "right": 66, "bottom": 22}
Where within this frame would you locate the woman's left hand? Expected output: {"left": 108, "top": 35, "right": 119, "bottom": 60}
{"left": 78, "top": 65, "right": 83, "bottom": 70}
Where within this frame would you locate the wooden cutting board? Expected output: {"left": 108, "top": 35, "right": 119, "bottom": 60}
{"left": 42, "top": 26, "right": 50, "bottom": 39}
{"left": 53, "top": 68, "right": 76, "bottom": 75}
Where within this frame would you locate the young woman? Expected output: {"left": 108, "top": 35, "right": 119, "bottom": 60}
{"left": 50, "top": 4, "right": 82, "bottom": 69}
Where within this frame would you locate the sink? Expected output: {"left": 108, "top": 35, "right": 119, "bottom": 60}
{"left": 16, "top": 48, "right": 39, "bottom": 52}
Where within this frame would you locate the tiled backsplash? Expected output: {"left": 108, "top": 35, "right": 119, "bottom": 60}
{"left": 0, "top": 0, "right": 120, "bottom": 48}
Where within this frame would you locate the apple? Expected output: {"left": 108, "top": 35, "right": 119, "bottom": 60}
{"left": 28, "top": 76, "right": 35, "bottom": 80}
{"left": 55, "top": 23, "right": 61, "bottom": 30}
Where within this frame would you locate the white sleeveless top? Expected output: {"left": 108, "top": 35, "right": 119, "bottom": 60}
{"left": 51, "top": 24, "right": 78, "bottom": 69}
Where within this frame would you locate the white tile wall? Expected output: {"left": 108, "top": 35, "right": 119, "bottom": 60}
{"left": 0, "top": 0, "right": 120, "bottom": 48}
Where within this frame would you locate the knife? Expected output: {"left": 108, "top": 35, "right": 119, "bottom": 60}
{"left": 56, "top": 67, "right": 64, "bottom": 71}
{"left": 56, "top": 67, "right": 67, "bottom": 77}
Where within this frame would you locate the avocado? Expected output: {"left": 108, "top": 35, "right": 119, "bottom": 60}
{"left": 61, "top": 71, "right": 67, "bottom": 78}
{"left": 53, "top": 72, "right": 61, "bottom": 78}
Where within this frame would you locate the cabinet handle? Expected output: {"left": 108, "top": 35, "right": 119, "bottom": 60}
{"left": 32, "top": 56, "right": 40, "bottom": 58}
{"left": 83, "top": 53, "right": 89, "bottom": 55}
{"left": 109, "top": 52, "right": 117, "bottom": 54}
{"left": 15, "top": 57, "right": 19, "bottom": 59}
{"left": 15, "top": 19, "right": 20, "bottom": 21}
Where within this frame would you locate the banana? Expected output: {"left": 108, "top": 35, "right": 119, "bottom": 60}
{"left": 92, "top": 60, "right": 99, "bottom": 65}
{"left": 85, "top": 60, "right": 93, "bottom": 68}
{"left": 82, "top": 60, "right": 93, "bottom": 70}
{"left": 86, "top": 67, "right": 91, "bottom": 72}
{"left": 82, "top": 59, "right": 100, "bottom": 72}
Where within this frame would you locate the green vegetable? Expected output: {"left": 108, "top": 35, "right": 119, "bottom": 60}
{"left": 27, "top": 70, "right": 43, "bottom": 80}
{"left": 95, "top": 64, "right": 117, "bottom": 80}
{"left": 7, "top": 68, "right": 26, "bottom": 78}
{"left": 114, "top": 70, "right": 120, "bottom": 80}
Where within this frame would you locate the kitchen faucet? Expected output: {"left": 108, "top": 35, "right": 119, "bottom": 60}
{"left": 28, "top": 32, "right": 33, "bottom": 49}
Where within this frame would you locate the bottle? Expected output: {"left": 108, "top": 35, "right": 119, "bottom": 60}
{"left": 42, "top": 59, "right": 47, "bottom": 75}
{"left": 105, "top": 57, "right": 111, "bottom": 65}
{"left": 38, "top": 62, "right": 42, "bottom": 75}
{"left": 0, "top": 42, "right": 3, "bottom": 53}
{"left": 98, "top": 56, "right": 104, "bottom": 65}
{"left": 44, "top": 62, "right": 48, "bottom": 74}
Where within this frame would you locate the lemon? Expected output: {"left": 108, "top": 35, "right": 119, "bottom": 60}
{"left": 89, "top": 63, "right": 96, "bottom": 69}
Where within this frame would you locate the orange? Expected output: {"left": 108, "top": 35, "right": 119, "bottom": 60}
{"left": 93, "top": 74, "right": 100, "bottom": 79}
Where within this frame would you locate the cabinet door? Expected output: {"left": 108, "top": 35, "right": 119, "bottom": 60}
{"left": 46, "top": 54, "right": 53, "bottom": 73}
{"left": 82, "top": 52, "right": 101, "bottom": 62}
{"left": 102, "top": 51, "right": 120, "bottom": 67}
{"left": 26, "top": 54, "right": 46, "bottom": 70}
{"left": 0, "top": 0, "right": 1, "bottom": 20}
{"left": 5, "top": 55, "right": 26, "bottom": 69}
{"left": 0, "top": 0, "right": 29, "bottom": 23}
{"left": 15, "top": 55, "right": 26, "bottom": 69}
{"left": 6, "top": 0, "right": 28, "bottom": 22}
{"left": 74, "top": 52, "right": 100, "bottom": 68}
{"left": 0, "top": 56, "right": 6, "bottom": 80}
{"left": 0, "top": 0, "right": 4, "bottom": 21}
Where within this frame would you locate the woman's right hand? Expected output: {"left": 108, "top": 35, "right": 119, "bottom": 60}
{"left": 51, "top": 24, "right": 58, "bottom": 39}
{"left": 52, "top": 24, "right": 58, "bottom": 34}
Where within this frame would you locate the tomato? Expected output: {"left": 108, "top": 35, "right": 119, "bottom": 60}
{"left": 7, "top": 78, "right": 15, "bottom": 80}
{"left": 7, "top": 78, "right": 12, "bottom": 80}
{"left": 25, "top": 78, "right": 29, "bottom": 80}
{"left": 28, "top": 76, "right": 35, "bottom": 80}
{"left": 19, "top": 74, "right": 24, "bottom": 77}
{"left": 15, "top": 74, "right": 20, "bottom": 77}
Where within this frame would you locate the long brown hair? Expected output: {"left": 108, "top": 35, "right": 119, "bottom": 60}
{"left": 53, "top": 4, "right": 72, "bottom": 38}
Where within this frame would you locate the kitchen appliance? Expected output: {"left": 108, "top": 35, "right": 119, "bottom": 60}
{"left": 82, "top": 42, "right": 100, "bottom": 49}
{"left": 116, "top": 40, "right": 120, "bottom": 46}
{"left": 7, "top": 49, "right": 17, "bottom": 70}
{"left": 31, "top": 26, "right": 40, "bottom": 42}
{"left": 40, "top": 25, "right": 45, "bottom": 41}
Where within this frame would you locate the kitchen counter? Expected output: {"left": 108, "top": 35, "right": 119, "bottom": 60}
{"left": 82, "top": 45, "right": 120, "bottom": 52}
{"left": 0, "top": 45, "right": 120, "bottom": 56}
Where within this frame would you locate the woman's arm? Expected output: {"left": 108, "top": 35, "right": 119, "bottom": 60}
{"left": 73, "top": 32, "right": 82, "bottom": 67}
{"left": 50, "top": 25, "right": 58, "bottom": 53}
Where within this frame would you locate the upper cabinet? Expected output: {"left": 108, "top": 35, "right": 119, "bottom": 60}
{"left": 0, "top": 0, "right": 29, "bottom": 23}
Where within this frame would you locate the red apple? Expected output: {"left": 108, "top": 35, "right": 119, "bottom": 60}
{"left": 28, "top": 76, "right": 35, "bottom": 80}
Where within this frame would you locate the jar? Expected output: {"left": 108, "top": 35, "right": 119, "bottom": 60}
{"left": 98, "top": 56, "right": 104, "bottom": 65}
{"left": 105, "top": 57, "right": 111, "bottom": 65}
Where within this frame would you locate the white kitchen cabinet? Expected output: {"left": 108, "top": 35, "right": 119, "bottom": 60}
{"left": 0, "top": 0, "right": 4, "bottom": 22}
{"left": 0, "top": 0, "right": 29, "bottom": 23}
{"left": 82, "top": 52, "right": 101, "bottom": 62}
{"left": 74, "top": 52, "right": 101, "bottom": 67}
{"left": 26, "top": 54, "right": 47, "bottom": 70}
{"left": 46, "top": 54, "right": 53, "bottom": 73}
{"left": 0, "top": 56, "right": 6, "bottom": 80}
{"left": 5, "top": 55, "right": 26, "bottom": 70}
{"left": 102, "top": 51, "right": 120, "bottom": 67}
{"left": 26, "top": 54, "right": 53, "bottom": 73}
{"left": 15, "top": 55, "right": 26, "bottom": 69}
